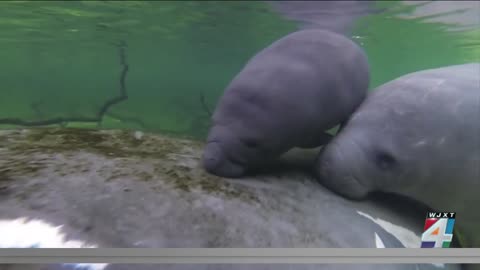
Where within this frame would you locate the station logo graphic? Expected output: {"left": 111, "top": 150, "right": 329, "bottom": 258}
{"left": 421, "top": 212, "right": 456, "bottom": 248}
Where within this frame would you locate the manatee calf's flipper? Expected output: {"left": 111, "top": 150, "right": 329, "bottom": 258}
{"left": 297, "top": 132, "right": 333, "bottom": 149}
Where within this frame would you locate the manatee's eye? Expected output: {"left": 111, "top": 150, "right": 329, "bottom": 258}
{"left": 375, "top": 151, "right": 396, "bottom": 171}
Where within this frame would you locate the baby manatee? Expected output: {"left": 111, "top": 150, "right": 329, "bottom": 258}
{"left": 315, "top": 63, "right": 480, "bottom": 247}
{"left": 203, "top": 29, "right": 370, "bottom": 178}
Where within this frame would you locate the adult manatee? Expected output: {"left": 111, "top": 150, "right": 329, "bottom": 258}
{"left": 203, "top": 29, "right": 370, "bottom": 178}
{"left": 315, "top": 63, "right": 480, "bottom": 248}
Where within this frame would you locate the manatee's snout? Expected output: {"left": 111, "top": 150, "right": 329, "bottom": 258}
{"left": 315, "top": 140, "right": 371, "bottom": 200}
{"left": 202, "top": 141, "right": 246, "bottom": 178}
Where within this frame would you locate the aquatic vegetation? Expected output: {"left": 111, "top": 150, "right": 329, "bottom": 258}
{"left": 0, "top": 128, "right": 260, "bottom": 204}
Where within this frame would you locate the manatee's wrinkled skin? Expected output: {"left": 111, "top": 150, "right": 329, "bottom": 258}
{"left": 315, "top": 63, "right": 480, "bottom": 249}
{"left": 203, "top": 29, "right": 370, "bottom": 178}
{"left": 0, "top": 129, "right": 461, "bottom": 270}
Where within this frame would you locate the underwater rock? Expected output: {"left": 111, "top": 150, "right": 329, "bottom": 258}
{"left": 0, "top": 128, "right": 461, "bottom": 270}
{"left": 316, "top": 63, "right": 480, "bottom": 249}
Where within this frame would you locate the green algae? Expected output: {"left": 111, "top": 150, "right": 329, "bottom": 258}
{"left": 10, "top": 127, "right": 183, "bottom": 159}
{"left": 160, "top": 163, "right": 260, "bottom": 204}
{"left": 0, "top": 128, "right": 260, "bottom": 204}
{"left": 0, "top": 154, "right": 46, "bottom": 178}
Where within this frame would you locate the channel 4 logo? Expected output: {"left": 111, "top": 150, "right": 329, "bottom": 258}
{"left": 421, "top": 212, "right": 456, "bottom": 248}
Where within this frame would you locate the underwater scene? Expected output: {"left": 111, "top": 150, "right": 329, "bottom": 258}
{"left": 0, "top": 1, "right": 478, "bottom": 137}
{"left": 0, "top": 1, "right": 479, "bottom": 270}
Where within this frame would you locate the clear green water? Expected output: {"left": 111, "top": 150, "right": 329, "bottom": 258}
{"left": 0, "top": 1, "right": 478, "bottom": 139}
